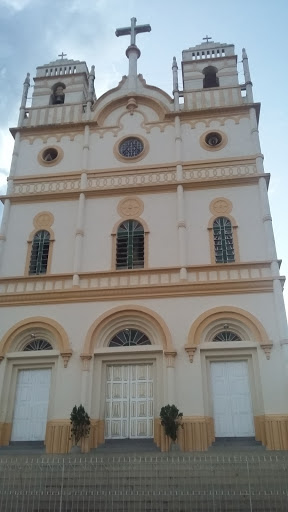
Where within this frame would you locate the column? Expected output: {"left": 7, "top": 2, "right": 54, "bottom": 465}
{"left": 126, "top": 45, "right": 140, "bottom": 92}
{"left": 165, "top": 352, "right": 177, "bottom": 404}
{"left": 175, "top": 115, "right": 187, "bottom": 280}
{"left": 80, "top": 356, "right": 92, "bottom": 410}
{"left": 72, "top": 125, "right": 89, "bottom": 287}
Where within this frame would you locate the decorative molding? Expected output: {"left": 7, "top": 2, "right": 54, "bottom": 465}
{"left": 0, "top": 262, "right": 276, "bottom": 306}
{"left": 186, "top": 306, "right": 271, "bottom": 350}
{"left": 209, "top": 197, "right": 232, "bottom": 216}
{"left": 82, "top": 304, "right": 175, "bottom": 356}
{"left": 80, "top": 354, "right": 92, "bottom": 371}
{"left": 185, "top": 345, "right": 198, "bottom": 363}
{"left": 33, "top": 211, "right": 54, "bottom": 229}
{"left": 0, "top": 316, "right": 72, "bottom": 360}
{"left": 60, "top": 351, "right": 72, "bottom": 368}
{"left": 117, "top": 196, "right": 144, "bottom": 218}
{"left": 260, "top": 342, "right": 273, "bottom": 360}
{"left": 164, "top": 351, "right": 177, "bottom": 367}
{"left": 254, "top": 415, "right": 288, "bottom": 450}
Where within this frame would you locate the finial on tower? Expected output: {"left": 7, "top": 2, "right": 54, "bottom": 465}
{"left": 115, "top": 17, "right": 151, "bottom": 47}
{"left": 88, "top": 65, "right": 96, "bottom": 104}
{"left": 203, "top": 35, "right": 212, "bottom": 43}
{"left": 115, "top": 17, "right": 151, "bottom": 92}
{"left": 242, "top": 48, "right": 253, "bottom": 102}
{"left": 18, "top": 72, "right": 31, "bottom": 126}
{"left": 172, "top": 57, "right": 179, "bottom": 111}
{"left": 24, "top": 72, "right": 30, "bottom": 86}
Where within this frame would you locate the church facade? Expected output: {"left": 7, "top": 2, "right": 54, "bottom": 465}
{"left": 0, "top": 21, "right": 288, "bottom": 452}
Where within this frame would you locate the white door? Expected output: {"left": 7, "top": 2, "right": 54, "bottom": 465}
{"left": 11, "top": 369, "right": 51, "bottom": 442}
{"left": 211, "top": 361, "right": 255, "bottom": 437}
{"left": 105, "top": 364, "right": 153, "bottom": 439}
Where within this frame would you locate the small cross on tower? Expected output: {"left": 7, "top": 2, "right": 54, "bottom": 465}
{"left": 203, "top": 35, "right": 212, "bottom": 43}
{"left": 58, "top": 52, "right": 67, "bottom": 60}
{"left": 115, "top": 17, "right": 151, "bottom": 47}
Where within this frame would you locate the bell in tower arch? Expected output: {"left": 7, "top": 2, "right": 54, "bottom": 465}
{"left": 203, "top": 66, "right": 219, "bottom": 89}
{"left": 51, "top": 83, "right": 66, "bottom": 105}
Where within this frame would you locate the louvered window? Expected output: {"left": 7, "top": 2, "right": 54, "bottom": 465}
{"left": 213, "top": 217, "right": 235, "bottom": 263}
{"left": 116, "top": 220, "right": 144, "bottom": 269}
{"left": 213, "top": 331, "right": 241, "bottom": 342}
{"left": 109, "top": 329, "right": 151, "bottom": 347}
{"left": 29, "top": 230, "right": 50, "bottom": 275}
{"left": 23, "top": 339, "right": 53, "bottom": 351}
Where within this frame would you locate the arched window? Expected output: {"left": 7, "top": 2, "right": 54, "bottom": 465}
{"left": 109, "top": 328, "right": 151, "bottom": 347}
{"left": 203, "top": 66, "right": 219, "bottom": 89}
{"left": 23, "top": 339, "right": 53, "bottom": 351}
{"left": 213, "top": 331, "right": 241, "bottom": 342}
{"left": 116, "top": 220, "right": 144, "bottom": 269}
{"left": 29, "top": 230, "right": 50, "bottom": 275}
{"left": 213, "top": 217, "right": 235, "bottom": 263}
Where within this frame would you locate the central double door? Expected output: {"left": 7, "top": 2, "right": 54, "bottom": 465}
{"left": 105, "top": 364, "right": 153, "bottom": 439}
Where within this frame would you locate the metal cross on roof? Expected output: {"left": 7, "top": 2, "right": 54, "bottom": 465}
{"left": 58, "top": 52, "right": 67, "bottom": 59}
{"left": 203, "top": 35, "right": 212, "bottom": 43}
{"left": 115, "top": 17, "right": 151, "bottom": 46}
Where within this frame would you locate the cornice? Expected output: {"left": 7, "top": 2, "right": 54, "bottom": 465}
{"left": 0, "top": 261, "right": 280, "bottom": 307}
{"left": 0, "top": 278, "right": 275, "bottom": 307}
{"left": 0, "top": 173, "right": 269, "bottom": 205}
{"left": 166, "top": 102, "right": 261, "bottom": 123}
{"left": 10, "top": 155, "right": 260, "bottom": 180}
{"left": 10, "top": 102, "right": 261, "bottom": 138}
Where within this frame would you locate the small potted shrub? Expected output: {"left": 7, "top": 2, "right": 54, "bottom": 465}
{"left": 70, "top": 404, "right": 91, "bottom": 453}
{"left": 160, "top": 404, "right": 183, "bottom": 451}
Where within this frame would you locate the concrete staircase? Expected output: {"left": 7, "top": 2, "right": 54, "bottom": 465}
{"left": 0, "top": 442, "right": 288, "bottom": 511}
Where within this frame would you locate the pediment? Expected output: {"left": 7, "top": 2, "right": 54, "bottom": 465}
{"left": 92, "top": 74, "right": 173, "bottom": 127}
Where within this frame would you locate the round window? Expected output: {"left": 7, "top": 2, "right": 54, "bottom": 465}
{"left": 205, "top": 132, "right": 222, "bottom": 147}
{"left": 42, "top": 148, "right": 58, "bottom": 162}
{"left": 119, "top": 137, "right": 144, "bottom": 158}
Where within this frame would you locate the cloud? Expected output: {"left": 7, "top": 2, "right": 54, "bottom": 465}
{"left": 0, "top": 0, "right": 33, "bottom": 11}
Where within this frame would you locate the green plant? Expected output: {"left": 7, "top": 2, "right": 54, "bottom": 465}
{"left": 160, "top": 404, "right": 183, "bottom": 442}
{"left": 70, "top": 404, "right": 91, "bottom": 446}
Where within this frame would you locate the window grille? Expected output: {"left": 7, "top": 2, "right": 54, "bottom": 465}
{"left": 116, "top": 220, "right": 144, "bottom": 269}
{"left": 29, "top": 230, "right": 50, "bottom": 275}
{"left": 109, "top": 329, "right": 151, "bottom": 347}
{"left": 213, "top": 331, "right": 241, "bottom": 342}
{"left": 119, "top": 138, "right": 144, "bottom": 158}
{"left": 23, "top": 339, "right": 53, "bottom": 351}
{"left": 213, "top": 217, "right": 235, "bottom": 263}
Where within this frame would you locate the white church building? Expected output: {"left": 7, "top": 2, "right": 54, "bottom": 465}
{"left": 0, "top": 19, "right": 288, "bottom": 453}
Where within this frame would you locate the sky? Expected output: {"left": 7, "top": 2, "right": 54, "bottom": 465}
{"left": 0, "top": 0, "right": 288, "bottom": 309}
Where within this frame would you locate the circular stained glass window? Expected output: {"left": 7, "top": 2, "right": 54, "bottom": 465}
{"left": 119, "top": 138, "right": 144, "bottom": 158}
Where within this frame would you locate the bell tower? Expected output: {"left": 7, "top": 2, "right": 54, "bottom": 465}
{"left": 181, "top": 40, "right": 245, "bottom": 110}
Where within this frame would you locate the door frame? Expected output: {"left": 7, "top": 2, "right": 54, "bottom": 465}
{"left": 209, "top": 360, "right": 255, "bottom": 437}
{"left": 0, "top": 354, "right": 59, "bottom": 444}
{"left": 91, "top": 351, "right": 163, "bottom": 440}
{"left": 104, "top": 363, "right": 154, "bottom": 440}
{"left": 200, "top": 347, "right": 264, "bottom": 431}
{"left": 11, "top": 368, "right": 52, "bottom": 442}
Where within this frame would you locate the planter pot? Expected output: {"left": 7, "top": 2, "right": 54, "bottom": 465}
{"left": 70, "top": 445, "right": 81, "bottom": 454}
{"left": 169, "top": 441, "right": 181, "bottom": 452}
